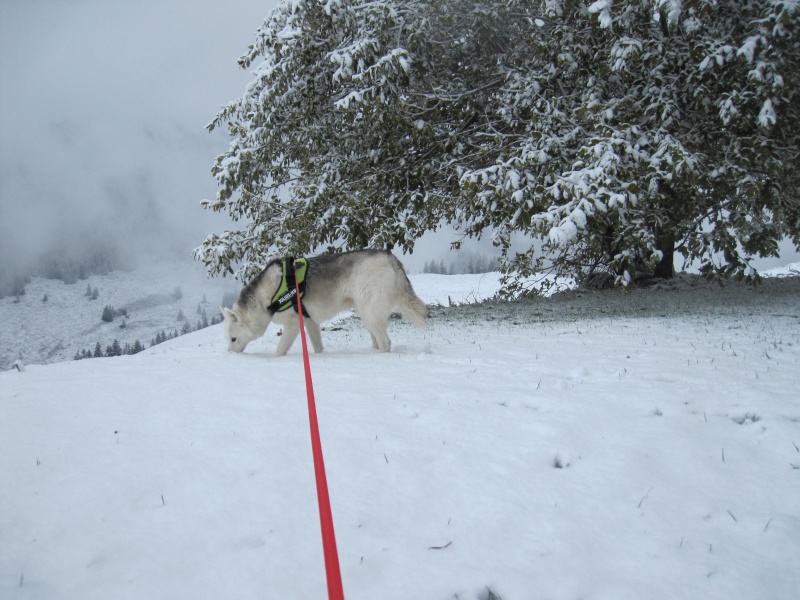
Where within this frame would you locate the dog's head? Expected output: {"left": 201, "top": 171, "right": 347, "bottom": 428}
{"left": 221, "top": 305, "right": 260, "bottom": 353}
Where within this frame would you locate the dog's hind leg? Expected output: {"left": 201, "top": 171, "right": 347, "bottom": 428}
{"left": 306, "top": 318, "right": 324, "bottom": 353}
{"left": 275, "top": 320, "right": 300, "bottom": 356}
{"left": 362, "top": 315, "right": 391, "bottom": 352}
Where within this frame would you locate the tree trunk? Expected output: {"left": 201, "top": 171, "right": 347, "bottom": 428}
{"left": 654, "top": 231, "right": 675, "bottom": 279}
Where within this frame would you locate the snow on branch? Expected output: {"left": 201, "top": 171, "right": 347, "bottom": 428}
{"left": 656, "top": 0, "right": 683, "bottom": 25}
{"left": 588, "top": 0, "right": 613, "bottom": 28}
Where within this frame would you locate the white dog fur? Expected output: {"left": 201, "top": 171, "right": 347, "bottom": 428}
{"left": 222, "top": 250, "right": 429, "bottom": 356}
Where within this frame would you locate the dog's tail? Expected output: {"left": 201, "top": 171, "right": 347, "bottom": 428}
{"left": 395, "top": 263, "right": 429, "bottom": 329}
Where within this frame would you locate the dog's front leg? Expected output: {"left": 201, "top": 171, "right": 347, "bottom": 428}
{"left": 305, "top": 318, "right": 324, "bottom": 353}
{"left": 275, "top": 321, "right": 300, "bottom": 356}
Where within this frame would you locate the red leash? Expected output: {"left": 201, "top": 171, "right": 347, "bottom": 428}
{"left": 294, "top": 267, "right": 345, "bottom": 600}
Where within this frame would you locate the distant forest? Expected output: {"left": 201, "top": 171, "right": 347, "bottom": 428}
{"left": 422, "top": 252, "right": 499, "bottom": 275}
{"left": 74, "top": 305, "right": 223, "bottom": 361}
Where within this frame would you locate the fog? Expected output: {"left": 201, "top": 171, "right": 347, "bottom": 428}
{"left": 0, "top": 0, "right": 278, "bottom": 288}
{"left": 1, "top": 1, "right": 795, "bottom": 294}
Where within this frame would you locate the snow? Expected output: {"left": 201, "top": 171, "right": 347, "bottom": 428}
{"left": 588, "top": 0, "right": 614, "bottom": 29}
{"left": 758, "top": 98, "right": 777, "bottom": 128}
{"left": 762, "top": 261, "right": 800, "bottom": 277}
{"left": 0, "top": 260, "right": 236, "bottom": 370}
{"left": 658, "top": 0, "right": 683, "bottom": 25}
{"left": 2, "top": 267, "right": 800, "bottom": 599}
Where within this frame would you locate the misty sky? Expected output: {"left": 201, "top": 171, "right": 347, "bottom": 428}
{"left": 1, "top": 1, "right": 795, "bottom": 279}
{"left": 0, "top": 0, "right": 280, "bottom": 272}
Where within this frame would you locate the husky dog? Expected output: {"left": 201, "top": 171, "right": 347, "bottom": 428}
{"left": 221, "top": 250, "right": 429, "bottom": 355}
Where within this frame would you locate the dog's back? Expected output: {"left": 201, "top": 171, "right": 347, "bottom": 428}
{"left": 305, "top": 250, "right": 428, "bottom": 351}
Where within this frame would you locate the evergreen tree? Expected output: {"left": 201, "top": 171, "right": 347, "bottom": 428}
{"left": 101, "top": 305, "right": 114, "bottom": 322}
{"left": 197, "top": 0, "right": 799, "bottom": 289}
{"left": 93, "top": 342, "right": 103, "bottom": 358}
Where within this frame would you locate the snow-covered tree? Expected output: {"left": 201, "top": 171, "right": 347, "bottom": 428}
{"left": 196, "top": 0, "right": 799, "bottom": 289}
{"left": 474, "top": 0, "right": 800, "bottom": 288}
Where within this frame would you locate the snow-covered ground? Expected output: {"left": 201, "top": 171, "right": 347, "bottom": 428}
{"left": 0, "top": 260, "right": 238, "bottom": 370}
{"left": 0, "top": 258, "right": 508, "bottom": 371}
{"left": 2, "top": 263, "right": 799, "bottom": 599}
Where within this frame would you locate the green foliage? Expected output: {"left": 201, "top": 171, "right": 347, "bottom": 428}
{"left": 196, "top": 0, "right": 799, "bottom": 289}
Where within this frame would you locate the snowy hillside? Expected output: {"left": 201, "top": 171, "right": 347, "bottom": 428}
{"left": 0, "top": 260, "right": 239, "bottom": 370}
{"left": 2, "top": 268, "right": 799, "bottom": 600}
{"left": 0, "top": 259, "right": 513, "bottom": 371}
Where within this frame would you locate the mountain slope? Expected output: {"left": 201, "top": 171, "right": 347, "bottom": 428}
{"left": 2, "top": 275, "right": 799, "bottom": 599}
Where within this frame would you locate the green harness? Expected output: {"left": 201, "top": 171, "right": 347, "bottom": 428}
{"left": 267, "top": 257, "right": 309, "bottom": 317}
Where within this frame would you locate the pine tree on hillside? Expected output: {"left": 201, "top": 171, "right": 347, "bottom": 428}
{"left": 101, "top": 305, "right": 114, "bottom": 322}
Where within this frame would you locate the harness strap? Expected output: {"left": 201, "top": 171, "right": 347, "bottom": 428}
{"left": 267, "top": 257, "right": 310, "bottom": 317}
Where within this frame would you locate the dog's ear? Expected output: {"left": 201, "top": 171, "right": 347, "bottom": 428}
{"left": 222, "top": 306, "right": 239, "bottom": 322}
